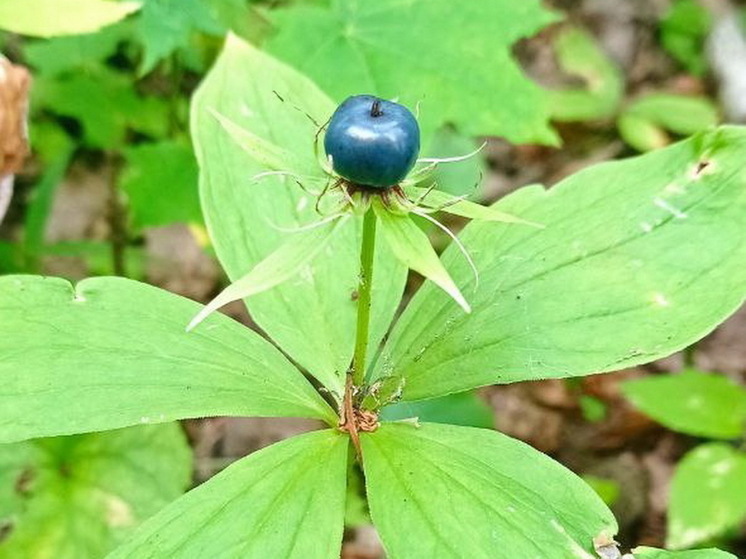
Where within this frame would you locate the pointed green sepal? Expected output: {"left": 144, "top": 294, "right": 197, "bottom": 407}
{"left": 372, "top": 199, "right": 470, "bottom": 313}
{"left": 188, "top": 216, "right": 349, "bottom": 331}
{"left": 405, "top": 185, "right": 543, "bottom": 227}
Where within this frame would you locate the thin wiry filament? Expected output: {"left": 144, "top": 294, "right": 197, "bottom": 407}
{"left": 411, "top": 208, "right": 480, "bottom": 289}
{"left": 416, "top": 141, "right": 487, "bottom": 164}
{"left": 267, "top": 211, "right": 348, "bottom": 233}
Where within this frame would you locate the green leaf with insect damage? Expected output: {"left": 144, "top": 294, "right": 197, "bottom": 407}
{"left": 373, "top": 200, "right": 469, "bottom": 313}
{"left": 667, "top": 443, "right": 746, "bottom": 549}
{"left": 107, "top": 430, "right": 348, "bottom": 559}
{"left": 622, "top": 370, "right": 746, "bottom": 439}
{"left": 0, "top": 0, "right": 139, "bottom": 37}
{"left": 0, "top": 424, "right": 190, "bottom": 559}
{"left": 361, "top": 423, "right": 617, "bottom": 559}
{"left": 191, "top": 35, "right": 406, "bottom": 397}
{"left": 0, "top": 275, "right": 335, "bottom": 444}
{"left": 376, "top": 127, "right": 746, "bottom": 401}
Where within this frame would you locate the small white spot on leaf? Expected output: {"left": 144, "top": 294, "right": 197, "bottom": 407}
{"left": 239, "top": 103, "right": 254, "bottom": 117}
{"left": 652, "top": 293, "right": 670, "bottom": 307}
{"left": 653, "top": 197, "right": 688, "bottom": 219}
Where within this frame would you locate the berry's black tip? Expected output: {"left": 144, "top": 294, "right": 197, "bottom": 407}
{"left": 370, "top": 99, "right": 384, "bottom": 118}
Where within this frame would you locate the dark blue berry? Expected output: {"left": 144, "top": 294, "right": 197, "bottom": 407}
{"left": 324, "top": 95, "right": 420, "bottom": 189}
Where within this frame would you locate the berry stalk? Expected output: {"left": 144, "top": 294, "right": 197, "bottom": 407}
{"left": 352, "top": 208, "right": 377, "bottom": 386}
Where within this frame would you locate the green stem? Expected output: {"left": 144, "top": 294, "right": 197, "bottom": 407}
{"left": 352, "top": 208, "right": 377, "bottom": 386}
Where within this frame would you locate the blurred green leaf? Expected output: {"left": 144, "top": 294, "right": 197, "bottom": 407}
{"left": 582, "top": 475, "right": 620, "bottom": 507}
{"left": 33, "top": 70, "right": 170, "bottom": 148}
{"left": 23, "top": 137, "right": 75, "bottom": 271}
{"left": 620, "top": 94, "right": 719, "bottom": 152}
{"left": 266, "top": 0, "right": 560, "bottom": 144}
{"left": 0, "top": 0, "right": 140, "bottom": 38}
{"left": 0, "top": 242, "right": 22, "bottom": 274}
{"left": 375, "top": 127, "right": 746, "bottom": 401}
{"left": 0, "top": 423, "right": 190, "bottom": 559}
{"left": 549, "top": 26, "right": 624, "bottom": 121}
{"left": 107, "top": 430, "right": 348, "bottom": 559}
{"left": 137, "top": 0, "right": 225, "bottom": 74}
{"left": 44, "top": 241, "right": 147, "bottom": 280}
{"left": 24, "top": 23, "right": 131, "bottom": 76}
{"left": 381, "top": 391, "right": 494, "bottom": 428}
{"left": 344, "top": 463, "right": 369, "bottom": 528}
{"left": 661, "top": 0, "right": 712, "bottom": 76}
{"left": 579, "top": 395, "right": 608, "bottom": 422}
{"left": 362, "top": 423, "right": 617, "bottom": 559}
{"left": 623, "top": 370, "right": 746, "bottom": 439}
{"left": 120, "top": 141, "right": 202, "bottom": 230}
{"left": 667, "top": 443, "right": 746, "bottom": 549}
{"left": 192, "top": 35, "right": 406, "bottom": 398}
{"left": 0, "top": 275, "right": 335, "bottom": 443}
{"left": 618, "top": 112, "right": 670, "bottom": 152}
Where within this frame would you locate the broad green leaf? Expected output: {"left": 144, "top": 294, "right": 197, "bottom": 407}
{"left": 136, "top": 0, "right": 224, "bottom": 74}
{"left": 376, "top": 127, "right": 746, "bottom": 401}
{"left": 265, "top": 0, "right": 560, "bottom": 144}
{"left": 405, "top": 185, "right": 541, "bottom": 226}
{"left": 0, "top": 275, "right": 335, "bottom": 443}
{"left": 622, "top": 371, "right": 746, "bottom": 439}
{"left": 634, "top": 547, "right": 737, "bottom": 559}
{"left": 0, "top": 0, "right": 140, "bottom": 37}
{"left": 667, "top": 443, "right": 746, "bottom": 549}
{"left": 192, "top": 35, "right": 406, "bottom": 396}
{"left": 107, "top": 429, "right": 348, "bottom": 559}
{"left": 620, "top": 94, "right": 719, "bottom": 152}
{"left": 373, "top": 201, "right": 469, "bottom": 313}
{"left": 362, "top": 423, "right": 617, "bottom": 559}
{"left": 549, "top": 26, "right": 624, "bottom": 122}
{"left": 381, "top": 391, "right": 494, "bottom": 428}
{"left": 0, "top": 424, "right": 190, "bottom": 559}
{"left": 187, "top": 217, "right": 348, "bottom": 331}
{"left": 119, "top": 140, "right": 203, "bottom": 230}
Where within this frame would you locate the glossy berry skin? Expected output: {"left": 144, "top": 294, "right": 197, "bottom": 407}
{"left": 324, "top": 95, "right": 420, "bottom": 189}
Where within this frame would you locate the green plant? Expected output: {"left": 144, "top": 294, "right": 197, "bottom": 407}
{"left": 623, "top": 370, "right": 746, "bottom": 550}
{"left": 548, "top": 25, "right": 720, "bottom": 153}
{"left": 660, "top": 0, "right": 712, "bottom": 77}
{"left": 2, "top": 31, "right": 745, "bottom": 557}
{"left": 0, "top": 424, "right": 191, "bottom": 559}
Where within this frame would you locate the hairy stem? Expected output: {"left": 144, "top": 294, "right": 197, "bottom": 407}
{"left": 352, "top": 208, "right": 377, "bottom": 386}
